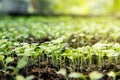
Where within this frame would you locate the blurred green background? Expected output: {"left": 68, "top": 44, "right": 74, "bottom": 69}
{"left": 0, "top": 0, "right": 120, "bottom": 16}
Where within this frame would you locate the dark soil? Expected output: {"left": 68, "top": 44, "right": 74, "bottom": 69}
{"left": 20, "top": 61, "right": 65, "bottom": 80}
{"left": 17, "top": 34, "right": 53, "bottom": 44}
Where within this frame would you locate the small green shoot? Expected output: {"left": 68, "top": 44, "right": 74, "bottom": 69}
{"left": 89, "top": 71, "right": 103, "bottom": 80}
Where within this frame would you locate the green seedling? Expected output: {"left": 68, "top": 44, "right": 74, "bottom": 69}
{"left": 16, "top": 75, "right": 34, "bottom": 80}
{"left": 16, "top": 75, "right": 25, "bottom": 80}
{"left": 107, "top": 71, "right": 116, "bottom": 80}
{"left": 17, "top": 58, "right": 27, "bottom": 69}
{"left": 4, "top": 57, "right": 14, "bottom": 76}
{"left": 57, "top": 68, "right": 66, "bottom": 76}
{"left": 89, "top": 71, "right": 103, "bottom": 80}
{"left": 7, "top": 57, "right": 28, "bottom": 76}
{"left": 68, "top": 72, "right": 86, "bottom": 80}
{"left": 0, "top": 55, "right": 4, "bottom": 64}
{"left": 0, "top": 16, "right": 120, "bottom": 79}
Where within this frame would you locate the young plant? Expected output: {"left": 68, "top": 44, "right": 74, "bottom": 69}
{"left": 4, "top": 57, "right": 14, "bottom": 76}
{"left": 16, "top": 75, "right": 34, "bottom": 80}
{"left": 68, "top": 72, "right": 86, "bottom": 80}
{"left": 89, "top": 71, "right": 103, "bottom": 80}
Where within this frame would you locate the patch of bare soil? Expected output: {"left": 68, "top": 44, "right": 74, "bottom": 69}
{"left": 17, "top": 34, "right": 53, "bottom": 44}
{"left": 20, "top": 61, "right": 65, "bottom": 80}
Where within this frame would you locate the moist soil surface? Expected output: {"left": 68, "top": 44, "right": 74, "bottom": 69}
{"left": 0, "top": 35, "right": 120, "bottom": 80}
{"left": 17, "top": 34, "right": 53, "bottom": 44}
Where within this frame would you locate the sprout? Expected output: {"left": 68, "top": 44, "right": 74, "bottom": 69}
{"left": 92, "top": 43, "right": 108, "bottom": 49}
{"left": 17, "top": 58, "right": 27, "bottom": 69}
{"left": 79, "top": 33, "right": 85, "bottom": 37}
{"left": 14, "top": 42, "right": 20, "bottom": 46}
{"left": 89, "top": 71, "right": 103, "bottom": 80}
{"left": 0, "top": 55, "right": 4, "bottom": 61}
{"left": 51, "top": 36, "right": 65, "bottom": 43}
{"left": 113, "top": 43, "right": 120, "bottom": 47}
{"left": 104, "top": 50, "right": 120, "bottom": 57}
{"left": 56, "top": 68, "right": 66, "bottom": 76}
{"left": 71, "top": 39, "right": 76, "bottom": 42}
{"left": 5, "top": 57, "right": 14, "bottom": 65}
{"left": 68, "top": 72, "right": 83, "bottom": 79}
{"left": 16, "top": 75, "right": 25, "bottom": 80}
{"left": 107, "top": 71, "right": 116, "bottom": 80}
{"left": 26, "top": 75, "right": 34, "bottom": 80}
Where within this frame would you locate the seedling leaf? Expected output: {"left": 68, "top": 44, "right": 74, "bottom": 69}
{"left": 26, "top": 75, "right": 34, "bottom": 80}
{"left": 16, "top": 75, "right": 25, "bottom": 80}
{"left": 89, "top": 71, "right": 103, "bottom": 80}
{"left": 5, "top": 57, "right": 14, "bottom": 64}
{"left": 68, "top": 72, "right": 82, "bottom": 78}
{"left": 56, "top": 68, "right": 66, "bottom": 76}
{"left": 17, "top": 58, "right": 27, "bottom": 69}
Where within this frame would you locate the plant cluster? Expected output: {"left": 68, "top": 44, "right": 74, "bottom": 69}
{"left": 0, "top": 16, "right": 120, "bottom": 79}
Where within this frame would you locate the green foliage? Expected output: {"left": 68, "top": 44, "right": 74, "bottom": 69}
{"left": 57, "top": 68, "right": 66, "bottom": 76}
{"left": 16, "top": 75, "right": 34, "bottom": 80}
{"left": 5, "top": 57, "right": 14, "bottom": 65}
{"left": 17, "top": 58, "right": 27, "bottom": 69}
{"left": 89, "top": 71, "right": 104, "bottom": 80}
{"left": 0, "top": 16, "right": 120, "bottom": 79}
{"left": 68, "top": 72, "right": 83, "bottom": 79}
